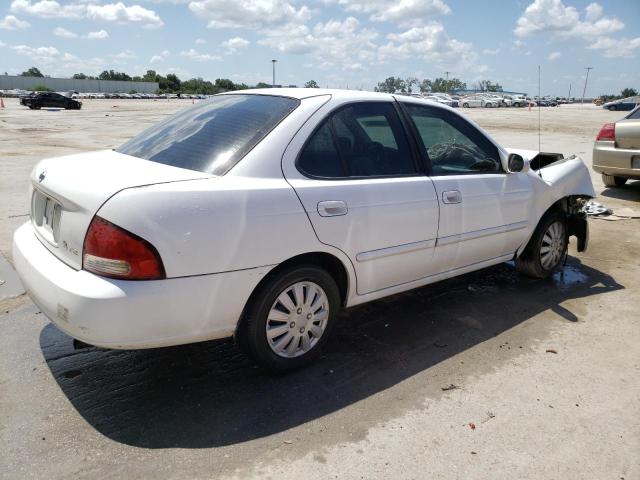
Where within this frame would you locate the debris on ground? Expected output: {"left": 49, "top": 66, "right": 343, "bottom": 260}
{"left": 481, "top": 411, "right": 495, "bottom": 424}
{"left": 546, "top": 349, "right": 558, "bottom": 354}
{"left": 584, "top": 200, "right": 612, "bottom": 216}
{"left": 468, "top": 422, "right": 476, "bottom": 430}
{"left": 441, "top": 384, "right": 460, "bottom": 391}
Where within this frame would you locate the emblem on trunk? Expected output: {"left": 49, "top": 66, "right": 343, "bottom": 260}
{"left": 38, "top": 170, "right": 46, "bottom": 183}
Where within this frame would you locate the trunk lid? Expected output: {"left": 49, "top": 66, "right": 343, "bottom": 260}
{"left": 30, "top": 149, "right": 211, "bottom": 269}
{"left": 615, "top": 119, "right": 640, "bottom": 149}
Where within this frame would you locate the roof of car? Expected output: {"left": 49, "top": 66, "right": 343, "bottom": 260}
{"left": 221, "top": 88, "right": 395, "bottom": 100}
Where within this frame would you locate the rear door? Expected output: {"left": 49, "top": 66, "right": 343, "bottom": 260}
{"left": 616, "top": 108, "right": 640, "bottom": 150}
{"left": 282, "top": 100, "right": 440, "bottom": 295}
{"left": 400, "top": 101, "right": 532, "bottom": 273}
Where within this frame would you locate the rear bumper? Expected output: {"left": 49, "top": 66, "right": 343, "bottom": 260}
{"left": 592, "top": 142, "right": 640, "bottom": 179}
{"left": 13, "top": 222, "right": 272, "bottom": 349}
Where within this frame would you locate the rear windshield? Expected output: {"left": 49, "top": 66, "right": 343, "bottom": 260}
{"left": 117, "top": 94, "right": 299, "bottom": 175}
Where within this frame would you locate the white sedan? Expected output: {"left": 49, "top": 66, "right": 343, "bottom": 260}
{"left": 14, "top": 89, "right": 595, "bottom": 370}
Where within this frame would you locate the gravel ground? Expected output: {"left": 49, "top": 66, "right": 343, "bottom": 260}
{"left": 1, "top": 98, "right": 638, "bottom": 480}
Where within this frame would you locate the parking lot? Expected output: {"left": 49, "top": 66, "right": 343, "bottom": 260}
{"left": 1, "top": 98, "right": 639, "bottom": 479}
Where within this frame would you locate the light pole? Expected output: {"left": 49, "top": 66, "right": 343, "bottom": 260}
{"left": 581, "top": 67, "right": 592, "bottom": 104}
{"left": 271, "top": 59, "right": 277, "bottom": 87}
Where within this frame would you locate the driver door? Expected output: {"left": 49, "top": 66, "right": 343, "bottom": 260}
{"left": 400, "top": 101, "right": 532, "bottom": 273}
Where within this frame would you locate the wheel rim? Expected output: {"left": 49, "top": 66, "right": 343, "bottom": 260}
{"left": 266, "top": 281, "right": 329, "bottom": 358}
{"left": 540, "top": 221, "right": 566, "bottom": 270}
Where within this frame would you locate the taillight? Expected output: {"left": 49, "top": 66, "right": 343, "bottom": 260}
{"left": 83, "top": 216, "right": 165, "bottom": 280}
{"left": 596, "top": 123, "right": 615, "bottom": 141}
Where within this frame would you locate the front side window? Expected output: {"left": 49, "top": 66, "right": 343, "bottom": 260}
{"left": 404, "top": 103, "right": 501, "bottom": 175}
{"left": 118, "top": 94, "right": 299, "bottom": 175}
{"left": 298, "top": 102, "right": 416, "bottom": 178}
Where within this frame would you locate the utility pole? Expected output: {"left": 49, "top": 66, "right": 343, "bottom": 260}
{"left": 271, "top": 59, "right": 277, "bottom": 87}
{"left": 568, "top": 83, "right": 571, "bottom": 100}
{"left": 445, "top": 71, "right": 450, "bottom": 80}
{"left": 581, "top": 67, "right": 592, "bottom": 104}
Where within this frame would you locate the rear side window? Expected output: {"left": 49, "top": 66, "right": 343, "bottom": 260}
{"left": 117, "top": 94, "right": 299, "bottom": 175}
{"left": 627, "top": 107, "right": 640, "bottom": 119}
{"left": 298, "top": 102, "right": 416, "bottom": 178}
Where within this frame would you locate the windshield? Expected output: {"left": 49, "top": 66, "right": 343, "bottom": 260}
{"left": 117, "top": 94, "right": 299, "bottom": 175}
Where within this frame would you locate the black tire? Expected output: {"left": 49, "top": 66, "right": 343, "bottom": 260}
{"left": 516, "top": 209, "right": 568, "bottom": 279}
{"left": 237, "top": 265, "right": 341, "bottom": 371}
{"left": 463, "top": 102, "right": 469, "bottom": 108}
{"left": 602, "top": 173, "right": 627, "bottom": 187}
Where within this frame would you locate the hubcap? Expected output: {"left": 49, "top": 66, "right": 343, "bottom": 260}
{"left": 266, "top": 281, "right": 329, "bottom": 358}
{"left": 540, "top": 221, "right": 566, "bottom": 270}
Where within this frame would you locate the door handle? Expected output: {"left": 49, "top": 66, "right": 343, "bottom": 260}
{"left": 442, "top": 190, "right": 462, "bottom": 204}
{"left": 318, "top": 200, "right": 348, "bottom": 217}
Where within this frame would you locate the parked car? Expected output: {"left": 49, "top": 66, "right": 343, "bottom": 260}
{"left": 508, "top": 95, "right": 527, "bottom": 107}
{"left": 592, "top": 105, "right": 640, "bottom": 187}
{"left": 602, "top": 96, "right": 640, "bottom": 111}
{"left": 460, "top": 95, "right": 485, "bottom": 108}
{"left": 19, "top": 91, "right": 82, "bottom": 110}
{"left": 13, "top": 89, "right": 595, "bottom": 370}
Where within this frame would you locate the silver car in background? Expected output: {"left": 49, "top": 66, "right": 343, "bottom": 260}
{"left": 592, "top": 106, "right": 640, "bottom": 187}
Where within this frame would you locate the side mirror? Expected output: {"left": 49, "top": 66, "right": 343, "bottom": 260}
{"left": 507, "top": 153, "right": 529, "bottom": 173}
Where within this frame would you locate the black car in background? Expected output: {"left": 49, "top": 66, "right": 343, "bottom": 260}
{"left": 20, "top": 92, "right": 82, "bottom": 110}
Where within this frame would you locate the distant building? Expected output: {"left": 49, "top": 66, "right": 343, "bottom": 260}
{"left": 0, "top": 75, "right": 158, "bottom": 93}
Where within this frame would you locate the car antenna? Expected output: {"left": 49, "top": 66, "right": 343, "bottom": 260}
{"left": 537, "top": 64, "right": 543, "bottom": 179}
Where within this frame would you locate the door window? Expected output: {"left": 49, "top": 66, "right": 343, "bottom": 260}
{"left": 405, "top": 104, "right": 501, "bottom": 175}
{"left": 298, "top": 102, "right": 416, "bottom": 178}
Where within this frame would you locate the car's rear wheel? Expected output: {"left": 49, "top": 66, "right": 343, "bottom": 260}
{"left": 602, "top": 173, "right": 627, "bottom": 187}
{"left": 516, "top": 210, "right": 567, "bottom": 279}
{"left": 463, "top": 102, "right": 469, "bottom": 108}
{"left": 237, "top": 265, "right": 340, "bottom": 371}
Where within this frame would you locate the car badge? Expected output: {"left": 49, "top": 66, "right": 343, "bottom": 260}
{"left": 38, "top": 170, "right": 46, "bottom": 183}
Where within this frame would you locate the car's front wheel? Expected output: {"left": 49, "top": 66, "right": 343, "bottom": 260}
{"left": 602, "top": 173, "right": 627, "bottom": 187}
{"left": 516, "top": 210, "right": 568, "bottom": 279}
{"left": 238, "top": 265, "right": 341, "bottom": 371}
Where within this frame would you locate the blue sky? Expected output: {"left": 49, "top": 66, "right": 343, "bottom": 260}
{"left": 0, "top": 0, "right": 638, "bottom": 95}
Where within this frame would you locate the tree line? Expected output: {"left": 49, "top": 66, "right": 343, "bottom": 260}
{"left": 19, "top": 66, "right": 326, "bottom": 94}
{"left": 374, "top": 76, "right": 505, "bottom": 94}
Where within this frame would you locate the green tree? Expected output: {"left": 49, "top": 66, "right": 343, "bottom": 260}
{"left": 405, "top": 77, "right": 419, "bottom": 94}
{"left": 473, "top": 80, "right": 503, "bottom": 92}
{"left": 620, "top": 87, "right": 638, "bottom": 98}
{"left": 374, "top": 76, "right": 406, "bottom": 93}
{"left": 214, "top": 78, "right": 236, "bottom": 91}
{"left": 304, "top": 80, "right": 319, "bottom": 88}
{"left": 31, "top": 84, "right": 51, "bottom": 91}
{"left": 72, "top": 73, "right": 87, "bottom": 79}
{"left": 22, "top": 67, "right": 44, "bottom": 77}
{"left": 98, "top": 70, "right": 132, "bottom": 81}
{"left": 255, "top": 82, "right": 271, "bottom": 89}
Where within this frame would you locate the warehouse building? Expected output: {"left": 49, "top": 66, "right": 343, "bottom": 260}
{"left": 0, "top": 75, "right": 158, "bottom": 93}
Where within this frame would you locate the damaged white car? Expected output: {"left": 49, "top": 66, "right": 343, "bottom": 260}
{"left": 13, "top": 89, "right": 595, "bottom": 370}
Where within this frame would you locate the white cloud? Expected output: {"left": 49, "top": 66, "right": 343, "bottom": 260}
{"left": 11, "top": 0, "right": 163, "bottom": 27}
{"left": 9, "top": 42, "right": 106, "bottom": 75}
{"left": 150, "top": 49, "right": 170, "bottom": 63}
{"left": 10, "top": 0, "right": 85, "bottom": 19}
{"left": 0, "top": 14, "right": 30, "bottom": 30}
{"left": 584, "top": 2, "right": 602, "bottom": 22}
{"left": 588, "top": 36, "right": 640, "bottom": 58}
{"left": 53, "top": 26, "right": 77, "bottom": 38}
{"left": 327, "top": 0, "right": 450, "bottom": 26}
{"left": 379, "top": 22, "right": 483, "bottom": 72}
{"left": 87, "top": 2, "right": 163, "bottom": 28}
{"left": 189, "top": 0, "right": 312, "bottom": 29}
{"left": 514, "top": 0, "right": 623, "bottom": 39}
{"left": 86, "top": 29, "right": 109, "bottom": 39}
{"left": 259, "top": 17, "right": 378, "bottom": 69}
{"left": 111, "top": 49, "right": 136, "bottom": 65}
{"left": 221, "top": 36, "right": 249, "bottom": 54}
{"left": 179, "top": 48, "right": 221, "bottom": 62}
{"left": 195, "top": 38, "right": 206, "bottom": 44}
{"left": 482, "top": 48, "right": 500, "bottom": 55}
{"left": 547, "top": 51, "right": 561, "bottom": 60}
